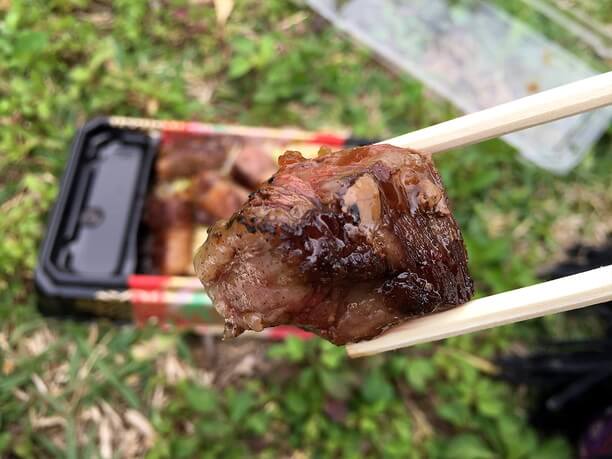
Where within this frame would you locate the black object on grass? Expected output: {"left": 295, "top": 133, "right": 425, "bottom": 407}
{"left": 496, "top": 238, "right": 612, "bottom": 455}
{"left": 35, "top": 118, "right": 157, "bottom": 319}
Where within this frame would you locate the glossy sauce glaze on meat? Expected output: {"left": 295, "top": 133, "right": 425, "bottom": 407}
{"left": 194, "top": 144, "right": 474, "bottom": 344}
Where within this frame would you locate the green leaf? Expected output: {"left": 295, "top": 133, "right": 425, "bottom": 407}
{"left": 183, "top": 385, "right": 218, "bottom": 414}
{"left": 320, "top": 341, "right": 346, "bottom": 369}
{"left": 476, "top": 394, "right": 506, "bottom": 418}
{"left": 533, "top": 438, "right": 571, "bottom": 459}
{"left": 245, "top": 412, "right": 270, "bottom": 435}
{"left": 267, "top": 343, "right": 287, "bottom": 360}
{"left": 320, "top": 370, "right": 352, "bottom": 400}
{"left": 436, "top": 401, "right": 472, "bottom": 427}
{"left": 389, "top": 356, "right": 408, "bottom": 376}
{"left": 231, "top": 36, "right": 257, "bottom": 55}
{"left": 444, "top": 434, "right": 495, "bottom": 459}
{"left": 361, "top": 371, "right": 395, "bottom": 404}
{"left": 171, "top": 436, "right": 200, "bottom": 459}
{"left": 474, "top": 380, "right": 506, "bottom": 418}
{"left": 229, "top": 391, "right": 254, "bottom": 423}
{"left": 268, "top": 337, "right": 306, "bottom": 362}
{"left": 14, "top": 434, "right": 35, "bottom": 459}
{"left": 257, "top": 35, "right": 277, "bottom": 66}
{"left": 13, "top": 31, "right": 48, "bottom": 57}
{"left": 198, "top": 419, "right": 232, "bottom": 438}
{"left": 404, "top": 358, "right": 436, "bottom": 393}
{"left": 0, "top": 432, "right": 11, "bottom": 453}
{"left": 284, "top": 337, "right": 306, "bottom": 362}
{"left": 228, "top": 57, "right": 253, "bottom": 79}
{"left": 391, "top": 417, "right": 412, "bottom": 443}
{"left": 285, "top": 389, "right": 308, "bottom": 416}
{"left": 497, "top": 416, "right": 541, "bottom": 459}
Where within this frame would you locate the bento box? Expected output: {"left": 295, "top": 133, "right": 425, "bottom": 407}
{"left": 35, "top": 116, "right": 370, "bottom": 338}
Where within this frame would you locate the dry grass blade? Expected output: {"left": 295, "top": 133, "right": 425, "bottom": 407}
{"left": 214, "top": 0, "right": 234, "bottom": 25}
{"left": 100, "top": 401, "right": 124, "bottom": 431}
{"left": 21, "top": 326, "right": 57, "bottom": 357}
{"left": 125, "top": 409, "right": 156, "bottom": 446}
{"left": 99, "top": 418, "right": 112, "bottom": 459}
{"left": 31, "top": 374, "right": 49, "bottom": 394}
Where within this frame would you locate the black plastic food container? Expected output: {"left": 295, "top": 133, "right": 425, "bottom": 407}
{"left": 35, "top": 117, "right": 157, "bottom": 320}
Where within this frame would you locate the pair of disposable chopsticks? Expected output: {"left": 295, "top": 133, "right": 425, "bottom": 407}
{"left": 346, "top": 71, "right": 612, "bottom": 358}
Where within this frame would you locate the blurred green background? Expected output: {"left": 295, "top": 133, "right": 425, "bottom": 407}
{"left": 1, "top": 0, "right": 611, "bottom": 457}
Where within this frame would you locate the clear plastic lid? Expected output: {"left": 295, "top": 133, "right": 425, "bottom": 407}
{"left": 307, "top": 0, "right": 611, "bottom": 173}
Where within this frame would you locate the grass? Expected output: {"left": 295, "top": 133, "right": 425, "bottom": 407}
{"left": 1, "top": 0, "right": 611, "bottom": 457}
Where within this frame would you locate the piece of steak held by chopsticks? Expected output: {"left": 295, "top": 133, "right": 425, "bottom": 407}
{"left": 194, "top": 144, "right": 473, "bottom": 345}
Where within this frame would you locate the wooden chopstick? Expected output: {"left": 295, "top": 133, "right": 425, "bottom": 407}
{"left": 381, "top": 72, "right": 612, "bottom": 153}
{"left": 344, "top": 74, "right": 612, "bottom": 357}
{"left": 346, "top": 265, "right": 612, "bottom": 358}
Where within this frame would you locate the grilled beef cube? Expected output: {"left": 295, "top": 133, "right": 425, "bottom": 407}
{"left": 156, "top": 135, "right": 233, "bottom": 180}
{"left": 194, "top": 144, "right": 473, "bottom": 344}
{"left": 191, "top": 171, "right": 250, "bottom": 224}
{"left": 145, "top": 194, "right": 194, "bottom": 275}
{"left": 230, "top": 146, "right": 278, "bottom": 190}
